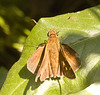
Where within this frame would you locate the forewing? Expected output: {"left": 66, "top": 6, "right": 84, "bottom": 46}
{"left": 27, "top": 45, "right": 45, "bottom": 74}
{"left": 59, "top": 50, "right": 76, "bottom": 79}
{"left": 35, "top": 45, "right": 53, "bottom": 82}
{"left": 61, "top": 44, "right": 81, "bottom": 72}
{"left": 48, "top": 37, "right": 60, "bottom": 78}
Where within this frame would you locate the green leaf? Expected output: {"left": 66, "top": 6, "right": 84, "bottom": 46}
{"left": 0, "top": 67, "right": 8, "bottom": 89}
{"left": 0, "top": 5, "right": 100, "bottom": 95}
{"left": 69, "top": 89, "right": 93, "bottom": 95}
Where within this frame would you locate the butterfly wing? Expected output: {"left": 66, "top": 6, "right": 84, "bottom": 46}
{"left": 49, "top": 40, "right": 60, "bottom": 77}
{"left": 27, "top": 45, "right": 45, "bottom": 74}
{"left": 59, "top": 50, "right": 76, "bottom": 79}
{"left": 61, "top": 44, "right": 81, "bottom": 72}
{"left": 35, "top": 44, "right": 53, "bottom": 82}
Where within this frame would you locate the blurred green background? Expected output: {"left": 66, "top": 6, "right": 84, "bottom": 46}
{"left": 0, "top": 0, "right": 100, "bottom": 88}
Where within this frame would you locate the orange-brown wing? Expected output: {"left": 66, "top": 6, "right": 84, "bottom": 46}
{"left": 61, "top": 44, "right": 81, "bottom": 72}
{"left": 59, "top": 50, "right": 76, "bottom": 79}
{"left": 35, "top": 47, "right": 53, "bottom": 82}
{"left": 48, "top": 37, "right": 61, "bottom": 78}
{"left": 27, "top": 45, "right": 45, "bottom": 74}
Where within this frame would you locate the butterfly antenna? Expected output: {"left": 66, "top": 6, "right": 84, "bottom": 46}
{"left": 32, "top": 19, "right": 39, "bottom": 25}
{"left": 57, "top": 16, "right": 71, "bottom": 32}
{"left": 62, "top": 16, "right": 71, "bottom": 27}
{"left": 32, "top": 19, "right": 47, "bottom": 31}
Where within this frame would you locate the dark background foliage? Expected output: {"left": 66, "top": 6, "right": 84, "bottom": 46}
{"left": 0, "top": 0, "right": 100, "bottom": 70}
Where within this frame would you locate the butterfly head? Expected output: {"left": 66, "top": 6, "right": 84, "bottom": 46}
{"left": 47, "top": 30, "right": 58, "bottom": 38}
